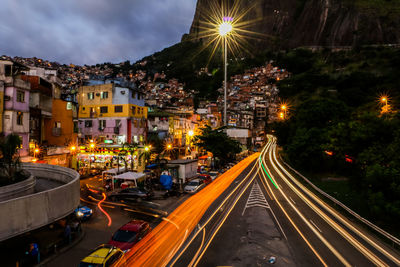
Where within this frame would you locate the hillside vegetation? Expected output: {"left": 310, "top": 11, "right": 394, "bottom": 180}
{"left": 272, "top": 47, "right": 400, "bottom": 235}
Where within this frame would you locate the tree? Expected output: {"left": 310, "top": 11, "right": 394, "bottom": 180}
{"left": 0, "top": 134, "right": 23, "bottom": 183}
{"left": 194, "top": 126, "right": 241, "bottom": 168}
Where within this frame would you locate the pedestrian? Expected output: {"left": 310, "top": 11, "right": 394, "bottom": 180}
{"left": 64, "top": 224, "right": 71, "bottom": 245}
{"left": 28, "top": 242, "right": 40, "bottom": 264}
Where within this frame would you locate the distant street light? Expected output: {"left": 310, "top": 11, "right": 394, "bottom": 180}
{"left": 218, "top": 16, "right": 233, "bottom": 126}
{"left": 381, "top": 96, "right": 389, "bottom": 113}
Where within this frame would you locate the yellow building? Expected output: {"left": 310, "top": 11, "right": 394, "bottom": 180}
{"left": 77, "top": 82, "right": 147, "bottom": 145}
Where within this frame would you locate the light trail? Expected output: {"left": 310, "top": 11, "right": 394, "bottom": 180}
{"left": 98, "top": 193, "right": 112, "bottom": 227}
{"left": 121, "top": 153, "right": 260, "bottom": 267}
{"left": 189, "top": 150, "right": 266, "bottom": 266}
{"left": 270, "top": 139, "right": 400, "bottom": 266}
{"left": 169, "top": 151, "right": 262, "bottom": 266}
{"left": 263, "top": 141, "right": 352, "bottom": 266}
{"left": 268, "top": 140, "right": 388, "bottom": 266}
{"left": 257, "top": 140, "right": 329, "bottom": 267}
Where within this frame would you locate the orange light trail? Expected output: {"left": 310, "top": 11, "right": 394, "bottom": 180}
{"left": 121, "top": 153, "right": 260, "bottom": 266}
{"left": 98, "top": 193, "right": 112, "bottom": 227}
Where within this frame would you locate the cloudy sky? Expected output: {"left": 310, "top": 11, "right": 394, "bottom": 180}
{"left": 0, "top": 0, "right": 197, "bottom": 65}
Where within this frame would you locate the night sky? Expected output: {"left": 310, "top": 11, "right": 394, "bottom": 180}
{"left": 0, "top": 0, "right": 197, "bottom": 65}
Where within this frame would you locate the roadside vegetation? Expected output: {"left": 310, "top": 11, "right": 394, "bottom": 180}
{"left": 0, "top": 134, "right": 30, "bottom": 186}
{"left": 272, "top": 47, "right": 400, "bottom": 236}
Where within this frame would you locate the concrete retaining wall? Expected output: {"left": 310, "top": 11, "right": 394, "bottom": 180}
{"left": 0, "top": 174, "right": 36, "bottom": 202}
{"left": 0, "top": 163, "right": 80, "bottom": 241}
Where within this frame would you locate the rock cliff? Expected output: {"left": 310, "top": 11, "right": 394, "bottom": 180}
{"left": 188, "top": 0, "right": 400, "bottom": 49}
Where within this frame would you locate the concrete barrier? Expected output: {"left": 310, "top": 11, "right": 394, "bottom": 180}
{"left": 0, "top": 163, "right": 80, "bottom": 242}
{"left": 0, "top": 174, "right": 36, "bottom": 202}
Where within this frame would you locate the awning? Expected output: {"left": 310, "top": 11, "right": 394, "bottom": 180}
{"left": 102, "top": 167, "right": 126, "bottom": 175}
{"left": 198, "top": 155, "right": 208, "bottom": 160}
{"left": 146, "top": 164, "right": 158, "bottom": 169}
{"left": 113, "top": 172, "right": 147, "bottom": 187}
{"left": 114, "top": 172, "right": 146, "bottom": 180}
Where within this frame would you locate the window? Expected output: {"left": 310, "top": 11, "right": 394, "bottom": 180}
{"left": 85, "top": 120, "right": 92, "bottom": 128}
{"left": 17, "top": 112, "right": 23, "bottom": 125}
{"left": 73, "top": 121, "right": 78, "bottom": 133}
{"left": 90, "top": 107, "right": 95, "bottom": 113}
{"left": 131, "top": 106, "right": 136, "bottom": 114}
{"left": 87, "top": 92, "right": 94, "bottom": 100}
{"left": 100, "top": 91, "right": 109, "bottom": 99}
{"left": 16, "top": 90, "right": 25, "bottom": 102}
{"left": 54, "top": 121, "right": 61, "bottom": 128}
{"left": 99, "top": 120, "right": 106, "bottom": 129}
{"left": 132, "top": 91, "right": 136, "bottom": 98}
{"left": 4, "top": 65, "right": 12, "bottom": 76}
{"left": 115, "top": 119, "right": 121, "bottom": 127}
{"left": 114, "top": 106, "right": 123, "bottom": 113}
{"left": 100, "top": 106, "right": 108, "bottom": 113}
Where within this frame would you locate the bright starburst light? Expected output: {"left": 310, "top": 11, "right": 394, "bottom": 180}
{"left": 190, "top": 0, "right": 264, "bottom": 62}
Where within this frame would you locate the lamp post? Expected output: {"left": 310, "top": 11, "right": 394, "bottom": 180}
{"left": 219, "top": 17, "right": 233, "bottom": 126}
{"left": 33, "top": 147, "right": 39, "bottom": 162}
{"left": 381, "top": 96, "right": 389, "bottom": 113}
{"left": 89, "top": 142, "right": 95, "bottom": 170}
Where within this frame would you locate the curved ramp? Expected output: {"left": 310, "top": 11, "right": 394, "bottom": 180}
{"left": 0, "top": 163, "right": 80, "bottom": 241}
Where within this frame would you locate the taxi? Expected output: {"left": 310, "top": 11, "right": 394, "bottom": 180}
{"left": 79, "top": 244, "right": 126, "bottom": 267}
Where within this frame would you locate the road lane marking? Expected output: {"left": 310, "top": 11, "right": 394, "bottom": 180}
{"left": 289, "top": 197, "right": 296, "bottom": 205}
{"left": 310, "top": 219, "right": 322, "bottom": 233}
{"left": 270, "top": 140, "right": 391, "bottom": 267}
{"left": 242, "top": 182, "right": 270, "bottom": 215}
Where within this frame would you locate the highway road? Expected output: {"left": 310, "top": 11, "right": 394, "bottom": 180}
{"left": 124, "top": 137, "right": 400, "bottom": 266}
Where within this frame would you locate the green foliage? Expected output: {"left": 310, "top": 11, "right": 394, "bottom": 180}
{"left": 273, "top": 47, "right": 400, "bottom": 230}
{"left": 0, "top": 134, "right": 26, "bottom": 185}
{"left": 194, "top": 126, "right": 241, "bottom": 167}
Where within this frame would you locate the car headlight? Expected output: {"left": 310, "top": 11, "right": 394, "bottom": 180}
{"left": 76, "top": 211, "right": 84, "bottom": 217}
{"left": 89, "top": 210, "right": 93, "bottom": 214}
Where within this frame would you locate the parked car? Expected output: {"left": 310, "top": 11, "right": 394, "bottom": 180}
{"left": 108, "top": 187, "right": 154, "bottom": 202}
{"left": 198, "top": 174, "right": 212, "bottom": 185}
{"left": 75, "top": 205, "right": 93, "bottom": 221}
{"left": 108, "top": 220, "right": 151, "bottom": 252}
{"left": 208, "top": 171, "right": 219, "bottom": 181}
{"left": 79, "top": 244, "right": 126, "bottom": 267}
{"left": 184, "top": 179, "right": 205, "bottom": 194}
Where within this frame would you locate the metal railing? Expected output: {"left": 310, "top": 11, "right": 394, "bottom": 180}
{"left": 279, "top": 154, "right": 400, "bottom": 247}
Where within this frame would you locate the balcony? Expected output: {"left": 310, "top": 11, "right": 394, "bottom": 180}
{"left": 52, "top": 127, "right": 61, "bottom": 137}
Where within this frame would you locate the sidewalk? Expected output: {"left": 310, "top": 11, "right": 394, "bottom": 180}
{"left": 0, "top": 219, "right": 84, "bottom": 267}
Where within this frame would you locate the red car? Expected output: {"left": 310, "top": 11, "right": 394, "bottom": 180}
{"left": 108, "top": 220, "right": 151, "bottom": 252}
{"left": 198, "top": 174, "right": 212, "bottom": 185}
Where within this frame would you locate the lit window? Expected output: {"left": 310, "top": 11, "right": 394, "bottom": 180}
{"left": 100, "top": 92, "right": 109, "bottom": 99}
{"left": 99, "top": 120, "right": 106, "bottom": 128}
{"left": 17, "top": 112, "right": 23, "bottom": 125}
{"left": 66, "top": 102, "right": 72, "bottom": 110}
{"left": 87, "top": 92, "right": 94, "bottom": 100}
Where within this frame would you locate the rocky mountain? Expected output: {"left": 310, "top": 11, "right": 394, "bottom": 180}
{"left": 188, "top": 0, "right": 400, "bottom": 49}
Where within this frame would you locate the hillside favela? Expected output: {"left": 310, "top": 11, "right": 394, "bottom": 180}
{"left": 1, "top": 0, "right": 400, "bottom": 266}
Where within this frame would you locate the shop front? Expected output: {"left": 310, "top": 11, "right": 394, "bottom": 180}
{"left": 77, "top": 145, "right": 146, "bottom": 174}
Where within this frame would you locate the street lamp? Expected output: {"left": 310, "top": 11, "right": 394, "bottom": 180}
{"left": 89, "top": 141, "right": 95, "bottom": 170}
{"left": 219, "top": 16, "right": 233, "bottom": 126}
{"left": 281, "top": 105, "right": 287, "bottom": 119}
{"left": 381, "top": 96, "right": 389, "bottom": 113}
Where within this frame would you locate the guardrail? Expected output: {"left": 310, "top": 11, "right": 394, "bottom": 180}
{"left": 279, "top": 155, "right": 400, "bottom": 247}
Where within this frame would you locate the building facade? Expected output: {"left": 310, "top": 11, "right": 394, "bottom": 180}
{"left": 77, "top": 81, "right": 147, "bottom": 145}
{"left": 0, "top": 59, "right": 31, "bottom": 156}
